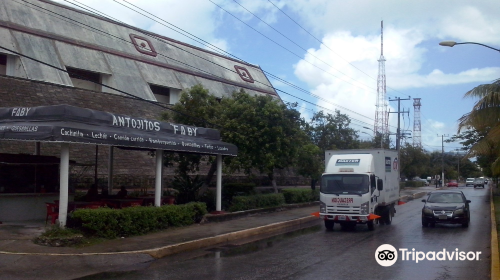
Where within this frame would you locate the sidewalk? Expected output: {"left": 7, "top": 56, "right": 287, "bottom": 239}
{"left": 399, "top": 185, "right": 443, "bottom": 201}
{"left": 0, "top": 185, "right": 438, "bottom": 258}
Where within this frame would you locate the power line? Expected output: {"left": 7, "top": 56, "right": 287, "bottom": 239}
{"left": 58, "top": 0, "right": 390, "bottom": 127}
{"left": 230, "top": 0, "right": 377, "bottom": 93}
{"left": 266, "top": 0, "right": 408, "bottom": 99}
{"left": 209, "top": 0, "right": 381, "bottom": 94}
{"left": 0, "top": 43, "right": 219, "bottom": 128}
{"left": 18, "top": 0, "right": 399, "bottom": 132}
{"left": 59, "top": 0, "right": 381, "bottom": 125}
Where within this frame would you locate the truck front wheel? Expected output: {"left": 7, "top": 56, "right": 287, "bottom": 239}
{"left": 379, "top": 206, "right": 393, "bottom": 225}
{"left": 367, "top": 221, "right": 374, "bottom": 230}
{"left": 324, "top": 220, "right": 334, "bottom": 230}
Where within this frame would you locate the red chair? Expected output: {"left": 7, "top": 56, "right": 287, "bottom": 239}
{"left": 45, "top": 203, "right": 59, "bottom": 225}
{"left": 122, "top": 199, "right": 143, "bottom": 208}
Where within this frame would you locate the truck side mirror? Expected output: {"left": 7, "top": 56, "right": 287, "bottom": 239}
{"left": 377, "top": 178, "right": 383, "bottom": 191}
{"left": 370, "top": 174, "right": 376, "bottom": 189}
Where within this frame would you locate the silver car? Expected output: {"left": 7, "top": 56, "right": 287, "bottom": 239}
{"left": 465, "top": 178, "right": 474, "bottom": 187}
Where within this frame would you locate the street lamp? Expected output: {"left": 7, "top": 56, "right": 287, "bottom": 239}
{"left": 439, "top": 41, "right": 500, "bottom": 52}
{"left": 363, "top": 127, "right": 383, "bottom": 148}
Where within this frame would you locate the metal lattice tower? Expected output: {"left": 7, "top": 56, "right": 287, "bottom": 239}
{"left": 374, "top": 21, "right": 388, "bottom": 137}
{"left": 413, "top": 98, "right": 422, "bottom": 147}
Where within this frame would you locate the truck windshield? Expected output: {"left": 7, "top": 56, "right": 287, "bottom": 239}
{"left": 321, "top": 174, "right": 370, "bottom": 195}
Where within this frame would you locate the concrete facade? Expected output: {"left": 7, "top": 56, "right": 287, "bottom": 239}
{"left": 0, "top": 0, "right": 278, "bottom": 102}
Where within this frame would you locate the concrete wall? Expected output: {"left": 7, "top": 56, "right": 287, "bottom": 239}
{"left": 0, "top": 194, "right": 73, "bottom": 222}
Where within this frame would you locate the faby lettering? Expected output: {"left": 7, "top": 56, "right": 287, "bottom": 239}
{"left": 11, "top": 107, "right": 31, "bottom": 116}
{"left": 171, "top": 124, "right": 198, "bottom": 136}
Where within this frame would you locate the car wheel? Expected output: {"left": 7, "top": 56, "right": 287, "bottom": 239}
{"left": 462, "top": 221, "right": 469, "bottom": 228}
{"left": 422, "top": 219, "right": 429, "bottom": 227}
{"left": 324, "top": 220, "right": 334, "bottom": 230}
{"left": 430, "top": 222, "right": 435, "bottom": 227}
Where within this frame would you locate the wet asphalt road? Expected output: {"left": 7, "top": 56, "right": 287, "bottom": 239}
{"left": 79, "top": 185, "right": 491, "bottom": 280}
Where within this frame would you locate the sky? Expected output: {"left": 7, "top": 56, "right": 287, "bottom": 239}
{"left": 54, "top": 0, "right": 500, "bottom": 154}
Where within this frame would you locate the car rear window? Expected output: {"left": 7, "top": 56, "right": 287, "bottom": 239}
{"left": 428, "top": 193, "right": 464, "bottom": 203}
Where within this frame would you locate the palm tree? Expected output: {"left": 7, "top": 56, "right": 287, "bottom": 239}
{"left": 458, "top": 78, "right": 500, "bottom": 175}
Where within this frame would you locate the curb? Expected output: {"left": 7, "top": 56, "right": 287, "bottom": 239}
{"left": 398, "top": 191, "right": 429, "bottom": 202}
{"left": 491, "top": 187, "right": 499, "bottom": 280}
{"left": 147, "top": 215, "right": 318, "bottom": 259}
{"left": 204, "top": 201, "right": 319, "bottom": 223}
{"left": 0, "top": 215, "right": 319, "bottom": 258}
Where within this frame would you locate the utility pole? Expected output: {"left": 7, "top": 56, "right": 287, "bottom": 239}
{"left": 438, "top": 134, "right": 450, "bottom": 186}
{"left": 455, "top": 149, "right": 461, "bottom": 182}
{"left": 388, "top": 96, "right": 411, "bottom": 152}
{"left": 389, "top": 96, "right": 410, "bottom": 181}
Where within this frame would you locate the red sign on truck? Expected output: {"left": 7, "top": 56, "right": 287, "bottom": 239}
{"left": 332, "top": 197, "right": 354, "bottom": 204}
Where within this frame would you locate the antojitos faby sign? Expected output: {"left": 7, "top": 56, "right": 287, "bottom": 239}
{"left": 0, "top": 105, "right": 237, "bottom": 156}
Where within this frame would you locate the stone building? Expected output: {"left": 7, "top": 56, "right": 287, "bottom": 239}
{"left": 0, "top": 0, "right": 279, "bottom": 183}
{"left": 0, "top": 0, "right": 283, "bottom": 220}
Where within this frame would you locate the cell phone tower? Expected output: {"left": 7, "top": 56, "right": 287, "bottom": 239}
{"left": 374, "top": 21, "right": 388, "bottom": 138}
{"left": 413, "top": 98, "right": 422, "bottom": 147}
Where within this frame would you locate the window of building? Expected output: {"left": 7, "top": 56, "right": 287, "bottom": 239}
{"left": 67, "top": 67, "right": 102, "bottom": 91}
{"left": 0, "top": 54, "right": 7, "bottom": 75}
{"left": 150, "top": 84, "right": 170, "bottom": 104}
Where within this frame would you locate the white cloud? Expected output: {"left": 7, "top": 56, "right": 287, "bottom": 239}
{"left": 285, "top": 0, "right": 500, "bottom": 45}
{"left": 438, "top": 5, "right": 500, "bottom": 45}
{"left": 293, "top": 21, "right": 498, "bottom": 133}
{"left": 429, "top": 120, "right": 445, "bottom": 130}
{"left": 297, "top": 102, "right": 311, "bottom": 121}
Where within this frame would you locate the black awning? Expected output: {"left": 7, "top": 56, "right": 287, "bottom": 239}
{"left": 0, "top": 105, "right": 237, "bottom": 156}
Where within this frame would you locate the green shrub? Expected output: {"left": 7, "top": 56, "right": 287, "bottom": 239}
{"left": 199, "top": 189, "right": 216, "bottom": 213}
{"left": 69, "top": 202, "right": 207, "bottom": 239}
{"left": 223, "top": 183, "right": 256, "bottom": 198}
{"left": 39, "top": 225, "right": 82, "bottom": 238}
{"left": 222, "top": 183, "right": 256, "bottom": 209}
{"left": 281, "top": 188, "right": 319, "bottom": 204}
{"left": 229, "top": 193, "right": 285, "bottom": 212}
{"left": 172, "top": 174, "right": 203, "bottom": 204}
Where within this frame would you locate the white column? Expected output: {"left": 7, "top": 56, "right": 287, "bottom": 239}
{"left": 108, "top": 146, "right": 114, "bottom": 194}
{"left": 58, "top": 143, "right": 69, "bottom": 227}
{"left": 216, "top": 155, "right": 222, "bottom": 212}
{"left": 155, "top": 149, "right": 163, "bottom": 207}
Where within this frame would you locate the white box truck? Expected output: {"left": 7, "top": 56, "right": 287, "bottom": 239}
{"left": 319, "top": 149, "right": 400, "bottom": 230}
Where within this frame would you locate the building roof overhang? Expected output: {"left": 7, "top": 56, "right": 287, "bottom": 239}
{"left": 0, "top": 105, "right": 237, "bottom": 156}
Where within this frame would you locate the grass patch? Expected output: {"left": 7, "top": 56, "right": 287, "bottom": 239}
{"left": 39, "top": 225, "right": 82, "bottom": 238}
{"left": 34, "top": 225, "right": 105, "bottom": 247}
{"left": 494, "top": 192, "right": 500, "bottom": 259}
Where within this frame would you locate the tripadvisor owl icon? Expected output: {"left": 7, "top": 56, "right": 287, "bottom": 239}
{"left": 375, "top": 244, "right": 398, "bottom": 267}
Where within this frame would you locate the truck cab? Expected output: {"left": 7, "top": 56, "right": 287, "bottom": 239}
{"left": 320, "top": 149, "right": 399, "bottom": 231}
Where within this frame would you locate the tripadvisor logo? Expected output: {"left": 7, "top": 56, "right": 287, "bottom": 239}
{"left": 375, "top": 244, "right": 482, "bottom": 267}
{"left": 375, "top": 244, "right": 398, "bottom": 267}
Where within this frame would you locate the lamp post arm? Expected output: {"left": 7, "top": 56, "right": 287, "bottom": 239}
{"left": 455, "top": 42, "right": 500, "bottom": 52}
